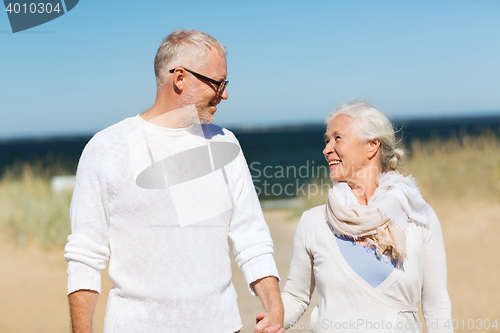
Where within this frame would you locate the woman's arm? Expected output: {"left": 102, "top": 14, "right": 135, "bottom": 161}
{"left": 281, "top": 217, "right": 316, "bottom": 329}
{"left": 421, "top": 208, "right": 453, "bottom": 332}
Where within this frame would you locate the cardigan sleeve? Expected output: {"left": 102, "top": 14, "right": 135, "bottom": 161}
{"left": 281, "top": 214, "right": 316, "bottom": 329}
{"left": 64, "top": 135, "right": 111, "bottom": 295}
{"left": 421, "top": 208, "right": 453, "bottom": 332}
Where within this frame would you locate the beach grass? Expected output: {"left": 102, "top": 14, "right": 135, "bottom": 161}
{"left": 406, "top": 132, "right": 500, "bottom": 204}
{"left": 0, "top": 163, "right": 72, "bottom": 249}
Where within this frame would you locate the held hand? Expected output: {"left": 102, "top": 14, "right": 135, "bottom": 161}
{"left": 255, "top": 311, "right": 285, "bottom": 333}
{"left": 251, "top": 276, "right": 284, "bottom": 333}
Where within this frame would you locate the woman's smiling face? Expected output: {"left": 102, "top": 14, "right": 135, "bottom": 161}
{"left": 323, "top": 115, "right": 373, "bottom": 184}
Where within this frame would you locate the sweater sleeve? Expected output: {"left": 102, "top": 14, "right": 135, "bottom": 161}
{"left": 281, "top": 214, "right": 316, "bottom": 329}
{"left": 421, "top": 208, "right": 453, "bottom": 332}
{"left": 64, "top": 135, "right": 111, "bottom": 295}
{"left": 225, "top": 133, "right": 279, "bottom": 295}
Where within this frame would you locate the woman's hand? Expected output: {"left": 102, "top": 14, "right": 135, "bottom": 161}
{"left": 256, "top": 312, "right": 285, "bottom": 333}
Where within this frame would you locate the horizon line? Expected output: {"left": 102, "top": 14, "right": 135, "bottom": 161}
{"left": 1, "top": 111, "right": 500, "bottom": 142}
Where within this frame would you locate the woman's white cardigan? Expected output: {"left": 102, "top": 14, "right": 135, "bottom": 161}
{"left": 282, "top": 205, "right": 453, "bottom": 333}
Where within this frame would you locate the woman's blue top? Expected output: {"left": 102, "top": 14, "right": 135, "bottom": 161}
{"left": 335, "top": 234, "right": 395, "bottom": 288}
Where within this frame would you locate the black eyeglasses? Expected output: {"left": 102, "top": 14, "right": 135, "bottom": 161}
{"left": 169, "top": 67, "right": 228, "bottom": 94}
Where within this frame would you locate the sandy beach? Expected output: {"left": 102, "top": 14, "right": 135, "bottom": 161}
{"left": 1, "top": 199, "right": 499, "bottom": 333}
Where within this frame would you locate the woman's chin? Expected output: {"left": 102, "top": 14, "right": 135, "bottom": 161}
{"left": 330, "top": 177, "right": 345, "bottom": 183}
{"left": 329, "top": 171, "right": 344, "bottom": 183}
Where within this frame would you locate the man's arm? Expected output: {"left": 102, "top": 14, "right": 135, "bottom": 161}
{"left": 64, "top": 136, "right": 110, "bottom": 332}
{"left": 251, "top": 276, "right": 284, "bottom": 333}
{"left": 68, "top": 289, "right": 99, "bottom": 333}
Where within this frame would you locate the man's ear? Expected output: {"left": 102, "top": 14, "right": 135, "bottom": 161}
{"left": 367, "top": 139, "right": 381, "bottom": 159}
{"left": 172, "top": 68, "right": 185, "bottom": 93}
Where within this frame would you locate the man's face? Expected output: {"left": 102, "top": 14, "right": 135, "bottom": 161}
{"left": 187, "top": 48, "right": 228, "bottom": 124}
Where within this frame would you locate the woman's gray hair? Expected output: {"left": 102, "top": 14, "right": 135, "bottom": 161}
{"left": 154, "top": 29, "right": 227, "bottom": 87}
{"left": 326, "top": 101, "right": 405, "bottom": 172}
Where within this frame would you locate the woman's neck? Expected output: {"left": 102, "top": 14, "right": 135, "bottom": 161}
{"left": 348, "top": 167, "right": 382, "bottom": 205}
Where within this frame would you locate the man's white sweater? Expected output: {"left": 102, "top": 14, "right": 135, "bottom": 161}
{"left": 64, "top": 115, "right": 279, "bottom": 333}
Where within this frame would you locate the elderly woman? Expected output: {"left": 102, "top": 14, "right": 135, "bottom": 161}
{"left": 279, "top": 101, "right": 452, "bottom": 332}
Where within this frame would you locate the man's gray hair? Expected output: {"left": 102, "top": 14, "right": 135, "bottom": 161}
{"left": 154, "top": 29, "right": 227, "bottom": 87}
{"left": 326, "top": 101, "right": 405, "bottom": 172}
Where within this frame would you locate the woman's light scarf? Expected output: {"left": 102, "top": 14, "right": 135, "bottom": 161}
{"left": 325, "top": 172, "right": 430, "bottom": 265}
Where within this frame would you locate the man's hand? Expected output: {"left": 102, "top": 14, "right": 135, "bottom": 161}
{"left": 68, "top": 289, "right": 99, "bottom": 333}
{"left": 256, "top": 312, "right": 285, "bottom": 333}
{"left": 251, "top": 276, "right": 284, "bottom": 333}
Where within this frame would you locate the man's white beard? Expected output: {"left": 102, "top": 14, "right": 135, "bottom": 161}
{"left": 180, "top": 89, "right": 213, "bottom": 125}
{"left": 196, "top": 105, "right": 214, "bottom": 124}
{"left": 177, "top": 103, "right": 212, "bottom": 125}
{"left": 147, "top": 89, "right": 213, "bottom": 128}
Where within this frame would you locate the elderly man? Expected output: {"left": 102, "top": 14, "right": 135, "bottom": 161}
{"left": 65, "top": 29, "right": 284, "bottom": 333}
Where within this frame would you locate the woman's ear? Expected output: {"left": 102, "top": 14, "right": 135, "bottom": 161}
{"left": 367, "top": 139, "right": 381, "bottom": 159}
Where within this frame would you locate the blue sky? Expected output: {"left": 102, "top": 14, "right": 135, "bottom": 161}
{"left": 1, "top": 0, "right": 499, "bottom": 138}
